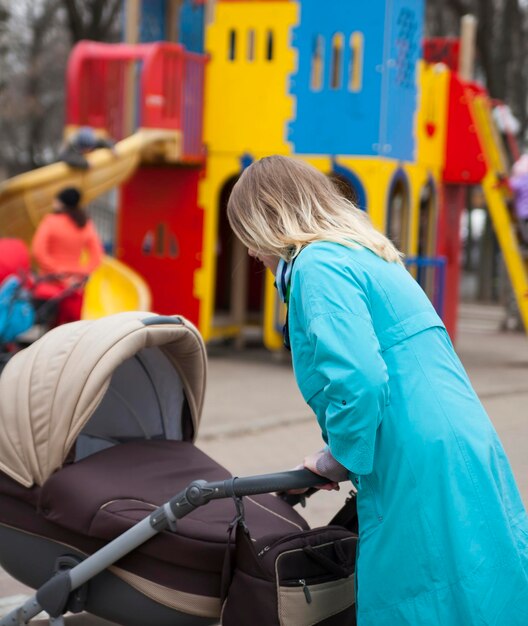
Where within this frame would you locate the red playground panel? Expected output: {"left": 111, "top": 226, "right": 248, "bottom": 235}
{"left": 436, "top": 185, "right": 465, "bottom": 342}
{"left": 423, "top": 37, "right": 460, "bottom": 71}
{"left": 443, "top": 75, "right": 487, "bottom": 185}
{"left": 117, "top": 167, "right": 204, "bottom": 323}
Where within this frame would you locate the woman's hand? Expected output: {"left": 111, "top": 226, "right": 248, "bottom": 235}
{"left": 303, "top": 451, "right": 340, "bottom": 491}
{"left": 286, "top": 448, "right": 349, "bottom": 494}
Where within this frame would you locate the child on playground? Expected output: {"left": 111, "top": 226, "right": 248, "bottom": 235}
{"left": 58, "top": 126, "right": 115, "bottom": 170}
{"left": 509, "top": 153, "right": 528, "bottom": 246}
{"left": 31, "top": 187, "right": 103, "bottom": 324}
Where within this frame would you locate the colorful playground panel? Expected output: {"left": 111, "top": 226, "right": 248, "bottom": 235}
{"left": 198, "top": 0, "right": 452, "bottom": 345}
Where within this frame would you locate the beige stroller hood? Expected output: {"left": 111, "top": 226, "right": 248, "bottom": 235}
{"left": 0, "top": 312, "right": 206, "bottom": 488}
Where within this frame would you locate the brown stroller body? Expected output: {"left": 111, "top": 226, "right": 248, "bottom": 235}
{"left": 0, "top": 313, "right": 327, "bottom": 625}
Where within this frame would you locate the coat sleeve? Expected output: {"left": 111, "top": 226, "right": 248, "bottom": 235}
{"left": 293, "top": 250, "right": 390, "bottom": 475}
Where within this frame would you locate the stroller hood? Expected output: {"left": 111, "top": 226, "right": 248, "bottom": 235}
{"left": 0, "top": 312, "right": 206, "bottom": 488}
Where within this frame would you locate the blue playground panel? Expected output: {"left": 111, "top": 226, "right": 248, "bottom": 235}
{"left": 139, "top": 0, "right": 167, "bottom": 42}
{"left": 381, "top": 0, "right": 424, "bottom": 161}
{"left": 331, "top": 158, "right": 368, "bottom": 211}
{"left": 289, "top": 0, "right": 423, "bottom": 161}
{"left": 137, "top": 0, "right": 204, "bottom": 52}
{"left": 180, "top": 0, "right": 205, "bottom": 53}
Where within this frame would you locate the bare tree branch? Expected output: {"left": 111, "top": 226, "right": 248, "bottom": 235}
{"left": 62, "top": 0, "right": 121, "bottom": 43}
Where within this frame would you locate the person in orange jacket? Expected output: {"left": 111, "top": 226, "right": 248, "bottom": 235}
{"left": 32, "top": 187, "right": 103, "bottom": 325}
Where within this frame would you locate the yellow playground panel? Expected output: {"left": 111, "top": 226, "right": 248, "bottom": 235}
{"left": 415, "top": 61, "right": 450, "bottom": 175}
{"left": 204, "top": 1, "right": 298, "bottom": 157}
{"left": 470, "top": 95, "right": 528, "bottom": 329}
{"left": 196, "top": 154, "right": 243, "bottom": 341}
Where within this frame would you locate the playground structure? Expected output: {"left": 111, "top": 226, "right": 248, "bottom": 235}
{"left": 423, "top": 33, "right": 528, "bottom": 337}
{"left": 0, "top": 0, "right": 526, "bottom": 345}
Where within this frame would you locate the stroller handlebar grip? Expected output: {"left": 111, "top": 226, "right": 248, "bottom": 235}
{"left": 228, "top": 469, "right": 330, "bottom": 497}
{"left": 174, "top": 469, "right": 333, "bottom": 513}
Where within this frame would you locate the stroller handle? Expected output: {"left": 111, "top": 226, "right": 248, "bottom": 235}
{"left": 163, "top": 469, "right": 331, "bottom": 518}
{"left": 214, "top": 468, "right": 329, "bottom": 498}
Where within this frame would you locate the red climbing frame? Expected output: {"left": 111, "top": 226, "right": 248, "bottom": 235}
{"left": 66, "top": 41, "right": 207, "bottom": 162}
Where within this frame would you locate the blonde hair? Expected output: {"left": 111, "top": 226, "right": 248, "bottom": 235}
{"left": 227, "top": 156, "right": 403, "bottom": 264}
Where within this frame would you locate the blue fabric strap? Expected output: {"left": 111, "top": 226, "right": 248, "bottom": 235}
{"left": 276, "top": 258, "right": 293, "bottom": 304}
{"left": 274, "top": 257, "right": 295, "bottom": 350}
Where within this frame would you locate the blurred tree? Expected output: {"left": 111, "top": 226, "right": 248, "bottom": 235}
{"left": 0, "top": 0, "right": 66, "bottom": 174}
{"left": 25, "top": 0, "right": 64, "bottom": 171}
{"left": 0, "top": 1, "right": 8, "bottom": 181}
{"left": 61, "top": 0, "right": 122, "bottom": 43}
{"left": 0, "top": 1, "right": 8, "bottom": 91}
{"left": 0, "top": 0, "right": 121, "bottom": 177}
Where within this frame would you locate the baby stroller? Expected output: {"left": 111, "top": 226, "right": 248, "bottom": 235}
{"left": 0, "top": 312, "right": 357, "bottom": 626}
{"left": 0, "top": 239, "right": 34, "bottom": 357}
{"left": 0, "top": 238, "right": 87, "bottom": 369}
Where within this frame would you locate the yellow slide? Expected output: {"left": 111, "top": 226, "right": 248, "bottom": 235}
{"left": 0, "top": 128, "right": 180, "bottom": 317}
{"left": 471, "top": 95, "right": 528, "bottom": 331}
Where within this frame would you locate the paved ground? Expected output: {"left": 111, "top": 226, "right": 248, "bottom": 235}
{"left": 1, "top": 303, "right": 527, "bottom": 624}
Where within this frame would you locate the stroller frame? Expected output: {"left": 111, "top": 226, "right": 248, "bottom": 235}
{"left": 0, "top": 469, "right": 327, "bottom": 626}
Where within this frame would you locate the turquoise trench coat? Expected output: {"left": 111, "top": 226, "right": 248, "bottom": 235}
{"left": 287, "top": 242, "right": 528, "bottom": 625}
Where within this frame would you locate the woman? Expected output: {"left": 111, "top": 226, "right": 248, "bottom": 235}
{"left": 227, "top": 156, "right": 528, "bottom": 625}
{"left": 32, "top": 187, "right": 103, "bottom": 325}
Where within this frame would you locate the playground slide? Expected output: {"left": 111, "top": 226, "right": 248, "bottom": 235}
{"left": 0, "top": 128, "right": 179, "bottom": 316}
{"left": 82, "top": 255, "right": 152, "bottom": 319}
{"left": 471, "top": 95, "right": 528, "bottom": 330}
